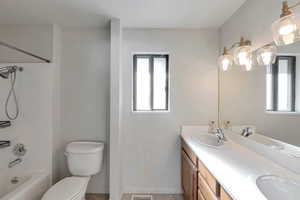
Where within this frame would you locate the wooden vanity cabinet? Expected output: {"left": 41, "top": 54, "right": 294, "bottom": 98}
{"left": 182, "top": 138, "right": 198, "bottom": 200}
{"left": 182, "top": 150, "right": 198, "bottom": 200}
{"left": 182, "top": 138, "right": 231, "bottom": 200}
{"left": 220, "top": 187, "right": 233, "bottom": 200}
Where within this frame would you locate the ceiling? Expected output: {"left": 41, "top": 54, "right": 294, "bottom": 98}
{"left": 0, "top": 0, "right": 247, "bottom": 28}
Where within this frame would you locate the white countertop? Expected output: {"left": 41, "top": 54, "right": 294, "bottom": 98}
{"left": 181, "top": 127, "right": 300, "bottom": 200}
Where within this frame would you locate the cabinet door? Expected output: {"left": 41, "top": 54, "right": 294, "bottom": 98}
{"left": 182, "top": 150, "right": 197, "bottom": 200}
{"left": 220, "top": 188, "right": 233, "bottom": 200}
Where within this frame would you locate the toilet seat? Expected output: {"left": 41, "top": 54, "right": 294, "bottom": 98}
{"left": 42, "top": 177, "right": 89, "bottom": 200}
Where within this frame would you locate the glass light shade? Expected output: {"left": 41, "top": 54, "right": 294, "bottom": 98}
{"left": 244, "top": 60, "right": 253, "bottom": 71}
{"left": 256, "top": 45, "right": 277, "bottom": 65}
{"left": 234, "top": 45, "right": 253, "bottom": 66}
{"left": 272, "top": 14, "right": 300, "bottom": 46}
{"left": 218, "top": 54, "right": 234, "bottom": 71}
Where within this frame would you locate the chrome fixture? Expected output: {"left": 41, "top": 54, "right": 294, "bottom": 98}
{"left": 241, "top": 127, "right": 253, "bottom": 137}
{"left": 13, "top": 144, "right": 26, "bottom": 157}
{"left": 215, "top": 128, "right": 227, "bottom": 142}
{"left": 11, "top": 177, "right": 19, "bottom": 184}
{"left": 0, "top": 121, "right": 11, "bottom": 128}
{"left": 0, "top": 140, "right": 10, "bottom": 148}
{"left": 0, "top": 66, "right": 22, "bottom": 79}
{"left": 0, "top": 65, "right": 23, "bottom": 120}
{"left": 8, "top": 158, "right": 22, "bottom": 168}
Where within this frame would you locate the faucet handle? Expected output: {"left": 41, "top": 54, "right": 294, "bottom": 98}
{"left": 0, "top": 141, "right": 10, "bottom": 148}
{"left": 13, "top": 144, "right": 26, "bottom": 157}
{"left": 215, "top": 128, "right": 222, "bottom": 133}
{"left": 241, "top": 127, "right": 253, "bottom": 137}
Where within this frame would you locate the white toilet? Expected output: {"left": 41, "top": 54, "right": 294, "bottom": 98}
{"left": 42, "top": 141, "right": 104, "bottom": 200}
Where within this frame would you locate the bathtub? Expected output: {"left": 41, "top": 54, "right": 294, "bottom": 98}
{"left": 0, "top": 171, "right": 50, "bottom": 200}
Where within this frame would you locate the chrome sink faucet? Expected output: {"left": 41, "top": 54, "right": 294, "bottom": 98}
{"left": 215, "top": 128, "right": 227, "bottom": 142}
{"left": 241, "top": 127, "right": 253, "bottom": 137}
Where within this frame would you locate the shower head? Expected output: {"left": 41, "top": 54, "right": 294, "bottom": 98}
{"left": 0, "top": 66, "right": 22, "bottom": 79}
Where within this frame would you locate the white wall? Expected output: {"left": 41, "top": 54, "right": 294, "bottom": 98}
{"left": 57, "top": 27, "right": 110, "bottom": 193}
{"left": 121, "top": 28, "right": 219, "bottom": 193}
{"left": 110, "top": 18, "right": 123, "bottom": 200}
{"left": 0, "top": 63, "right": 54, "bottom": 177}
{"left": 0, "top": 24, "right": 55, "bottom": 184}
{"left": 0, "top": 25, "right": 52, "bottom": 63}
{"left": 220, "top": 0, "right": 300, "bottom": 146}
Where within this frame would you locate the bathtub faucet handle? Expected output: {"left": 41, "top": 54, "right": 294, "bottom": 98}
{"left": 8, "top": 158, "right": 22, "bottom": 168}
{"left": 0, "top": 140, "right": 10, "bottom": 148}
{"left": 13, "top": 143, "right": 26, "bottom": 157}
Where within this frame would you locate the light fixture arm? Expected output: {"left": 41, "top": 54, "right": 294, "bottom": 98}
{"left": 222, "top": 37, "right": 252, "bottom": 55}
{"left": 228, "top": 42, "right": 240, "bottom": 51}
{"left": 281, "top": 1, "right": 300, "bottom": 17}
{"left": 288, "top": 1, "right": 300, "bottom": 10}
{"left": 254, "top": 41, "right": 276, "bottom": 53}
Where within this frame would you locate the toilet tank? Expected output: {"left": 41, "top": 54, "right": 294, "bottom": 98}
{"left": 65, "top": 141, "right": 104, "bottom": 176}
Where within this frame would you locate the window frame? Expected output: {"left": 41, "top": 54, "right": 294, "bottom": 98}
{"left": 266, "top": 55, "right": 296, "bottom": 112}
{"left": 133, "top": 54, "right": 170, "bottom": 112}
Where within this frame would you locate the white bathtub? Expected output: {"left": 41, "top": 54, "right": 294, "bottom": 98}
{"left": 0, "top": 171, "right": 50, "bottom": 200}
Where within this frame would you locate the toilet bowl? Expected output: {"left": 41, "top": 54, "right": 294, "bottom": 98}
{"left": 42, "top": 141, "right": 104, "bottom": 200}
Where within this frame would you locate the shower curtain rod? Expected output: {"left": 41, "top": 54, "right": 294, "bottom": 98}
{"left": 0, "top": 41, "right": 51, "bottom": 63}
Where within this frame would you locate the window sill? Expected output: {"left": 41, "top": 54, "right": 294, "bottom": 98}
{"left": 265, "top": 111, "right": 300, "bottom": 115}
{"left": 131, "top": 110, "right": 170, "bottom": 114}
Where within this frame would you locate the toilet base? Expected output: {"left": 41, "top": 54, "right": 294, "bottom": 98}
{"left": 41, "top": 176, "right": 90, "bottom": 200}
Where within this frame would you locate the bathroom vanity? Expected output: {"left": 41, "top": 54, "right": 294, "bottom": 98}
{"left": 181, "top": 126, "right": 300, "bottom": 200}
{"left": 181, "top": 136, "right": 231, "bottom": 200}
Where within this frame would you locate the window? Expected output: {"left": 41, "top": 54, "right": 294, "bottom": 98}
{"left": 133, "top": 54, "right": 169, "bottom": 112}
{"left": 266, "top": 56, "right": 296, "bottom": 112}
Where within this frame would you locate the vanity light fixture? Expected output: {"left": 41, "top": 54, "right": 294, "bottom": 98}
{"left": 233, "top": 37, "right": 253, "bottom": 71}
{"left": 272, "top": 1, "right": 300, "bottom": 46}
{"left": 219, "top": 1, "right": 300, "bottom": 72}
{"left": 218, "top": 47, "right": 234, "bottom": 71}
{"left": 256, "top": 44, "right": 277, "bottom": 66}
{"left": 218, "top": 37, "right": 253, "bottom": 72}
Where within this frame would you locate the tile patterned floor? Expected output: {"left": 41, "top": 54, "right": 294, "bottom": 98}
{"left": 86, "top": 193, "right": 183, "bottom": 200}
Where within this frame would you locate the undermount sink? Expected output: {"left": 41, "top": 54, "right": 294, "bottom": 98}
{"left": 191, "top": 134, "right": 224, "bottom": 148}
{"left": 248, "top": 135, "right": 284, "bottom": 150}
{"left": 256, "top": 175, "right": 300, "bottom": 200}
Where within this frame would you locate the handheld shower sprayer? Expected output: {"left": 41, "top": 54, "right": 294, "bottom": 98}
{"left": 0, "top": 66, "right": 23, "bottom": 79}
{"left": 0, "top": 65, "right": 23, "bottom": 121}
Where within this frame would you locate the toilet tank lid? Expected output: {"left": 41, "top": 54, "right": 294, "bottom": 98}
{"left": 66, "top": 141, "right": 104, "bottom": 154}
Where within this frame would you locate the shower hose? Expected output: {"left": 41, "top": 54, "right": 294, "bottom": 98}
{"left": 5, "top": 69, "right": 19, "bottom": 120}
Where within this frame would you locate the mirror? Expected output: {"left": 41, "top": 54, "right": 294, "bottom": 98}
{"left": 220, "top": 41, "right": 300, "bottom": 148}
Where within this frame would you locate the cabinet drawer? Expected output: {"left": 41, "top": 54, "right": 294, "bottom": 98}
{"left": 198, "top": 173, "right": 218, "bottom": 200}
{"left": 182, "top": 138, "right": 197, "bottom": 166}
{"left": 198, "top": 160, "right": 219, "bottom": 195}
{"left": 220, "top": 187, "right": 233, "bottom": 200}
{"left": 198, "top": 190, "right": 205, "bottom": 200}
